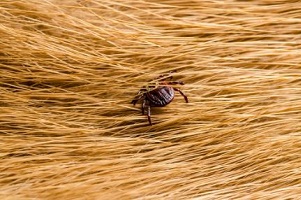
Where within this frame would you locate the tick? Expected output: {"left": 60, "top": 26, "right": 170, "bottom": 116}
{"left": 131, "top": 71, "right": 188, "bottom": 125}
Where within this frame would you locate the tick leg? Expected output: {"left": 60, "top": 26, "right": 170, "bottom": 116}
{"left": 144, "top": 100, "right": 152, "bottom": 125}
{"left": 142, "top": 99, "right": 146, "bottom": 115}
{"left": 146, "top": 102, "right": 152, "bottom": 125}
{"left": 131, "top": 95, "right": 143, "bottom": 105}
{"left": 154, "top": 71, "right": 175, "bottom": 82}
{"left": 160, "top": 81, "right": 184, "bottom": 85}
{"left": 158, "top": 74, "right": 173, "bottom": 81}
{"left": 131, "top": 89, "right": 146, "bottom": 105}
{"left": 174, "top": 88, "right": 188, "bottom": 103}
{"left": 131, "top": 99, "right": 138, "bottom": 105}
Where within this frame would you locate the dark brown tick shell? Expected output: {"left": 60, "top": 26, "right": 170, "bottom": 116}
{"left": 146, "top": 86, "right": 175, "bottom": 107}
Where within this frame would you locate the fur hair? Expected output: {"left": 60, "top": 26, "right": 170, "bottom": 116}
{"left": 1, "top": 0, "right": 301, "bottom": 199}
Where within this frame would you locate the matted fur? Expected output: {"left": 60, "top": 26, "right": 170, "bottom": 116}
{"left": 1, "top": 0, "right": 301, "bottom": 199}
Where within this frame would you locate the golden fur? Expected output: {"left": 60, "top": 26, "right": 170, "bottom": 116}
{"left": 1, "top": 0, "right": 301, "bottom": 199}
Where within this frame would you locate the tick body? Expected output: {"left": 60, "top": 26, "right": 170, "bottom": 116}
{"left": 131, "top": 72, "right": 188, "bottom": 125}
{"left": 146, "top": 86, "right": 175, "bottom": 107}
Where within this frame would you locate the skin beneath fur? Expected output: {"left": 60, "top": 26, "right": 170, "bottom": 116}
{"left": 1, "top": 0, "right": 301, "bottom": 199}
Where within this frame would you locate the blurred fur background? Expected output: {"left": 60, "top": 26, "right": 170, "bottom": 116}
{"left": 1, "top": 0, "right": 301, "bottom": 199}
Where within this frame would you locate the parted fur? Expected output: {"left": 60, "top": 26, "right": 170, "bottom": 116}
{"left": 1, "top": 0, "right": 301, "bottom": 199}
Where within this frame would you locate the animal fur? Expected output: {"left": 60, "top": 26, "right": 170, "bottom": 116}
{"left": 1, "top": 0, "right": 301, "bottom": 199}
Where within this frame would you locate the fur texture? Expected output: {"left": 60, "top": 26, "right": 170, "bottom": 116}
{"left": 1, "top": 0, "right": 301, "bottom": 199}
